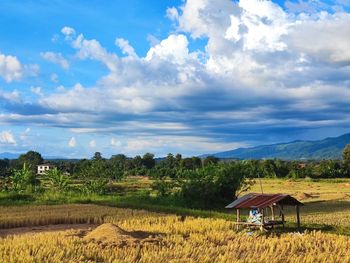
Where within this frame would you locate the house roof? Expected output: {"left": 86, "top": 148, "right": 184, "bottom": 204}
{"left": 225, "top": 193, "right": 303, "bottom": 209}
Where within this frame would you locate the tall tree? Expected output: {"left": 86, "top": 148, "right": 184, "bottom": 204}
{"left": 203, "top": 156, "right": 219, "bottom": 166}
{"left": 142, "top": 153, "right": 155, "bottom": 169}
{"left": 17, "top": 151, "right": 44, "bottom": 173}
{"left": 343, "top": 144, "right": 350, "bottom": 174}
{"left": 92, "top": 152, "right": 103, "bottom": 161}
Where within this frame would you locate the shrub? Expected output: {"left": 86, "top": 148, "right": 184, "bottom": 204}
{"left": 9, "top": 163, "right": 41, "bottom": 193}
{"left": 83, "top": 179, "right": 109, "bottom": 195}
{"left": 46, "top": 168, "right": 69, "bottom": 192}
{"left": 177, "top": 163, "right": 252, "bottom": 208}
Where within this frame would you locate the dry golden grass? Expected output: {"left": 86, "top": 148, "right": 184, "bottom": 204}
{"left": 1, "top": 178, "right": 350, "bottom": 262}
{"left": 248, "top": 179, "right": 350, "bottom": 228}
{"left": 0, "top": 204, "right": 162, "bottom": 229}
{"left": 249, "top": 178, "right": 350, "bottom": 202}
{"left": 1, "top": 212, "right": 350, "bottom": 263}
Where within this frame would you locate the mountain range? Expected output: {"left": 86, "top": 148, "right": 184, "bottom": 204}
{"left": 204, "top": 133, "right": 350, "bottom": 160}
{"left": 0, "top": 152, "right": 65, "bottom": 160}
{"left": 1, "top": 133, "right": 350, "bottom": 160}
{"left": 0, "top": 152, "right": 20, "bottom": 159}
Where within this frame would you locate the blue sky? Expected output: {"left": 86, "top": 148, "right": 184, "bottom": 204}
{"left": 0, "top": 0, "right": 350, "bottom": 158}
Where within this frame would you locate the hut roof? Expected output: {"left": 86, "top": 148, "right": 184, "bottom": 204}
{"left": 225, "top": 193, "right": 303, "bottom": 209}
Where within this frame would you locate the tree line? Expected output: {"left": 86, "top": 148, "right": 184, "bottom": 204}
{"left": 1, "top": 145, "right": 350, "bottom": 180}
{"left": 1, "top": 145, "right": 350, "bottom": 208}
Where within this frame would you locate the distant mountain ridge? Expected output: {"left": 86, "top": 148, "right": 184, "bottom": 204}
{"left": 205, "top": 133, "right": 350, "bottom": 160}
{"left": 0, "top": 152, "right": 66, "bottom": 160}
{"left": 0, "top": 152, "right": 20, "bottom": 159}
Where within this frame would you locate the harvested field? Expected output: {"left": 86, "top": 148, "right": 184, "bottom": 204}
{"left": 1, "top": 213, "right": 350, "bottom": 263}
{"left": 0, "top": 223, "right": 96, "bottom": 238}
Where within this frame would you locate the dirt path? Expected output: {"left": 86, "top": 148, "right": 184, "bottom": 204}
{"left": 0, "top": 224, "right": 97, "bottom": 238}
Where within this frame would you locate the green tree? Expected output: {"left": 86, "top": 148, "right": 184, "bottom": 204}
{"left": 17, "top": 151, "right": 43, "bottom": 173}
{"left": 83, "top": 179, "right": 109, "bottom": 194}
{"left": 0, "top": 159, "right": 10, "bottom": 177}
{"left": 202, "top": 156, "right": 219, "bottom": 166}
{"left": 142, "top": 153, "right": 155, "bottom": 169}
{"left": 46, "top": 167, "right": 69, "bottom": 192}
{"left": 181, "top": 157, "right": 202, "bottom": 170}
{"left": 177, "top": 163, "right": 252, "bottom": 208}
{"left": 343, "top": 144, "right": 350, "bottom": 174}
{"left": 10, "top": 163, "right": 40, "bottom": 192}
{"left": 93, "top": 152, "right": 103, "bottom": 161}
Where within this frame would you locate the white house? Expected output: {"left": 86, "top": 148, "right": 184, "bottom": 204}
{"left": 37, "top": 164, "right": 55, "bottom": 175}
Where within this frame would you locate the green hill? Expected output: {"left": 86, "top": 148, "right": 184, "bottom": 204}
{"left": 208, "top": 133, "right": 350, "bottom": 160}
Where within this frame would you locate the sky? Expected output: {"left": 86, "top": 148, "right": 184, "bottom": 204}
{"left": 0, "top": 0, "right": 350, "bottom": 158}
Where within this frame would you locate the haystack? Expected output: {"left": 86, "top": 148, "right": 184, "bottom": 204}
{"left": 84, "top": 223, "right": 161, "bottom": 247}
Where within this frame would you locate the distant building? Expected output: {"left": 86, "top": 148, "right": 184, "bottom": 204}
{"left": 37, "top": 164, "right": 55, "bottom": 175}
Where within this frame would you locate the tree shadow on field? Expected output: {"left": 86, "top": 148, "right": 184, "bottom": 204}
{"left": 283, "top": 200, "right": 350, "bottom": 216}
{"left": 0, "top": 193, "right": 34, "bottom": 206}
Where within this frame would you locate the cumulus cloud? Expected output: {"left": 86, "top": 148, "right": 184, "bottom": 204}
{"left": 288, "top": 12, "right": 350, "bottom": 63}
{"left": 145, "top": 34, "right": 191, "bottom": 64}
{"left": 61, "top": 26, "right": 76, "bottom": 40}
{"left": 2, "top": 1, "right": 350, "bottom": 155}
{"left": 115, "top": 38, "right": 137, "bottom": 58}
{"left": 68, "top": 137, "right": 76, "bottom": 148}
{"left": 0, "top": 131, "right": 16, "bottom": 145}
{"left": 41, "top": 52, "right": 69, "bottom": 69}
{"left": 0, "top": 52, "right": 22, "bottom": 82}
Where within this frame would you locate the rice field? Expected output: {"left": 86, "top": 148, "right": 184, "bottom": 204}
{"left": 1, "top": 210, "right": 350, "bottom": 263}
{"left": 1, "top": 178, "right": 350, "bottom": 262}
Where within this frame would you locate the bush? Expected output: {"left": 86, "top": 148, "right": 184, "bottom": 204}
{"left": 83, "top": 179, "right": 109, "bottom": 195}
{"left": 46, "top": 168, "right": 69, "bottom": 192}
{"left": 177, "top": 163, "right": 252, "bottom": 208}
{"left": 9, "top": 163, "right": 41, "bottom": 193}
{"left": 151, "top": 179, "right": 177, "bottom": 197}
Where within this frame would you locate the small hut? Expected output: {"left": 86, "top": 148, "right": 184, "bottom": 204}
{"left": 225, "top": 193, "right": 303, "bottom": 231}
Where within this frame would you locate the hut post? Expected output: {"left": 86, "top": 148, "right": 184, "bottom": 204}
{"left": 236, "top": 209, "right": 240, "bottom": 231}
{"left": 260, "top": 208, "right": 264, "bottom": 231}
{"left": 270, "top": 205, "right": 275, "bottom": 221}
{"left": 296, "top": 205, "right": 301, "bottom": 230}
{"left": 281, "top": 205, "right": 285, "bottom": 228}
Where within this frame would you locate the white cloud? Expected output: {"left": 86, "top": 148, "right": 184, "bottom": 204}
{"left": 166, "top": 7, "right": 179, "bottom": 21}
{"left": 61, "top": 26, "right": 76, "bottom": 37}
{"left": 111, "top": 138, "right": 122, "bottom": 147}
{"left": 71, "top": 33, "right": 118, "bottom": 72}
{"left": 20, "top": 128, "right": 31, "bottom": 141}
{"left": 145, "top": 34, "right": 190, "bottom": 64}
{"left": 51, "top": 73, "right": 59, "bottom": 83}
{"left": 89, "top": 139, "right": 96, "bottom": 148}
{"left": 0, "top": 131, "right": 16, "bottom": 145}
{"left": 30, "top": 86, "right": 43, "bottom": 96}
{"left": 0, "top": 52, "right": 23, "bottom": 82}
{"left": 147, "top": 34, "right": 160, "bottom": 46}
{"left": 238, "top": 0, "right": 289, "bottom": 51}
{"left": 4, "top": 2, "right": 350, "bottom": 157}
{"left": 68, "top": 137, "right": 76, "bottom": 148}
{"left": 0, "top": 90, "right": 21, "bottom": 103}
{"left": 122, "top": 135, "right": 246, "bottom": 156}
{"left": 115, "top": 38, "right": 137, "bottom": 58}
{"left": 288, "top": 12, "right": 350, "bottom": 63}
{"left": 41, "top": 52, "right": 69, "bottom": 70}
